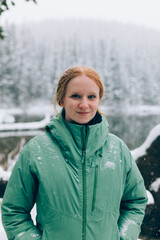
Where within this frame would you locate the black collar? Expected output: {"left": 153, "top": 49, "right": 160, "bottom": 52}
{"left": 62, "top": 108, "right": 102, "bottom": 126}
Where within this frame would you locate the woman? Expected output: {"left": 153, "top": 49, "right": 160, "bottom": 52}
{"left": 2, "top": 66, "right": 147, "bottom": 240}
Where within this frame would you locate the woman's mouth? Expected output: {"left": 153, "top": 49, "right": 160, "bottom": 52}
{"left": 77, "top": 112, "right": 90, "bottom": 116}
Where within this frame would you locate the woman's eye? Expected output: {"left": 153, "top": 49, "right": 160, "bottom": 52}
{"left": 71, "top": 94, "right": 80, "bottom": 98}
{"left": 88, "top": 95, "right": 96, "bottom": 99}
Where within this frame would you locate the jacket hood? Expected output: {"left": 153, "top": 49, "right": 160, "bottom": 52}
{"left": 46, "top": 111, "right": 109, "bottom": 166}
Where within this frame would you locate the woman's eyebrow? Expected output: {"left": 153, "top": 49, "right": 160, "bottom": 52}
{"left": 71, "top": 90, "right": 98, "bottom": 94}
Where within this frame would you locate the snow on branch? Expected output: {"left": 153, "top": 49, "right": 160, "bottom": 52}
{"left": 131, "top": 124, "right": 160, "bottom": 160}
{"left": 0, "top": 113, "right": 50, "bottom": 131}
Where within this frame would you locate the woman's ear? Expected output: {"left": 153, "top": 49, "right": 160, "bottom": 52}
{"left": 60, "top": 100, "right": 64, "bottom": 107}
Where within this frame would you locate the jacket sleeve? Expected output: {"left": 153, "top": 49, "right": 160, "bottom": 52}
{"left": 118, "top": 142, "right": 148, "bottom": 240}
{"left": 1, "top": 145, "right": 41, "bottom": 240}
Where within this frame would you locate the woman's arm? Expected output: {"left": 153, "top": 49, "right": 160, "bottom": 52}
{"left": 118, "top": 144, "right": 148, "bottom": 240}
{"left": 1, "top": 146, "right": 41, "bottom": 240}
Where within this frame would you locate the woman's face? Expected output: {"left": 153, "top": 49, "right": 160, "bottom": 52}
{"left": 61, "top": 75, "right": 100, "bottom": 124}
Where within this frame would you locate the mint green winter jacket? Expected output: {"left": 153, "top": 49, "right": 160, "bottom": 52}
{"left": 1, "top": 112, "right": 147, "bottom": 240}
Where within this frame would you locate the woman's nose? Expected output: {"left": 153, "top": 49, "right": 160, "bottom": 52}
{"left": 79, "top": 98, "right": 88, "bottom": 108}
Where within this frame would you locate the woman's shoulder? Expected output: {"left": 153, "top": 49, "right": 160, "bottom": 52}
{"left": 23, "top": 131, "right": 55, "bottom": 152}
{"left": 108, "top": 132, "right": 125, "bottom": 146}
{"left": 107, "top": 133, "right": 132, "bottom": 161}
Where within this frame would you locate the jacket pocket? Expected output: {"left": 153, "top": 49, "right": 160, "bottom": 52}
{"left": 92, "top": 164, "right": 98, "bottom": 212}
{"left": 41, "top": 209, "right": 81, "bottom": 240}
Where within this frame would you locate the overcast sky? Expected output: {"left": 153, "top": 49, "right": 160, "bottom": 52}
{"left": 1, "top": 0, "right": 160, "bottom": 30}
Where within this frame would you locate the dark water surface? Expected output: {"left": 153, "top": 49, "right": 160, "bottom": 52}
{"left": 10, "top": 111, "right": 160, "bottom": 150}
{"left": 107, "top": 113, "right": 160, "bottom": 150}
{"left": 1, "top": 111, "right": 160, "bottom": 151}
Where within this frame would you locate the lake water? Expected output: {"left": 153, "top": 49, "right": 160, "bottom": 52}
{"left": 0, "top": 108, "right": 160, "bottom": 153}
{"left": 107, "top": 113, "right": 160, "bottom": 150}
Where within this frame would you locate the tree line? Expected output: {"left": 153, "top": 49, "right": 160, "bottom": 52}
{"left": 0, "top": 19, "right": 160, "bottom": 108}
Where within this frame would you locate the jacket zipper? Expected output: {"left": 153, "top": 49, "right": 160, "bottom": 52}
{"left": 92, "top": 165, "right": 98, "bottom": 212}
{"left": 81, "top": 126, "right": 88, "bottom": 240}
{"left": 82, "top": 146, "right": 86, "bottom": 240}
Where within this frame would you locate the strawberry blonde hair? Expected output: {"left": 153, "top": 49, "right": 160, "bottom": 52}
{"left": 54, "top": 66, "right": 104, "bottom": 113}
